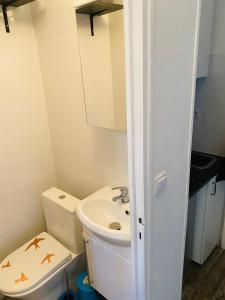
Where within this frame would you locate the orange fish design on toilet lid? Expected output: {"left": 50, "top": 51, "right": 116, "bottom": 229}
{"left": 0, "top": 232, "right": 71, "bottom": 295}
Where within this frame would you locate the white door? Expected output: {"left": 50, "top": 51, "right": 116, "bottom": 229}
{"left": 125, "top": 0, "right": 201, "bottom": 298}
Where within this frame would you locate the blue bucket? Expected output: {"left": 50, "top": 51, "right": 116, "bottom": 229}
{"left": 58, "top": 289, "right": 78, "bottom": 300}
{"left": 76, "top": 272, "right": 99, "bottom": 300}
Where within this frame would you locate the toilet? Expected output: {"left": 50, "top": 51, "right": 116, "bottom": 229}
{"left": 0, "top": 188, "right": 85, "bottom": 300}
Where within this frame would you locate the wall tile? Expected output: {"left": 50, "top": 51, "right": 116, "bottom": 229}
{"left": 0, "top": 5, "right": 56, "bottom": 264}
{"left": 31, "top": 0, "right": 128, "bottom": 199}
{"left": 0, "top": 173, "right": 56, "bottom": 260}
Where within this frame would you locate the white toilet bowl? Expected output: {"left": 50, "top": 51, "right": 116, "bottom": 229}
{"left": 0, "top": 188, "right": 85, "bottom": 300}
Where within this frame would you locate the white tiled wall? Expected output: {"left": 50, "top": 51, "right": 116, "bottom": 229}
{"left": 0, "top": 6, "right": 56, "bottom": 260}
{"left": 0, "top": 0, "right": 128, "bottom": 265}
{"left": 31, "top": 0, "right": 128, "bottom": 199}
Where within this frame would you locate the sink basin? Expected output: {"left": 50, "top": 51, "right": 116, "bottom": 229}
{"left": 191, "top": 151, "right": 217, "bottom": 170}
{"left": 76, "top": 186, "right": 131, "bottom": 246}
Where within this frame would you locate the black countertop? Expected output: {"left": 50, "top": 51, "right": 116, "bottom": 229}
{"left": 189, "top": 153, "right": 225, "bottom": 198}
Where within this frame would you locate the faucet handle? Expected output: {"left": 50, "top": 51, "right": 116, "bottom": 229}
{"left": 112, "top": 187, "right": 129, "bottom": 203}
{"left": 112, "top": 186, "right": 128, "bottom": 196}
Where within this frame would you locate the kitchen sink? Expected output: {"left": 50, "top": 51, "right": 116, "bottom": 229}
{"left": 191, "top": 152, "right": 217, "bottom": 170}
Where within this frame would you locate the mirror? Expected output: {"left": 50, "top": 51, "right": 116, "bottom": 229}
{"left": 75, "top": 0, "right": 127, "bottom": 131}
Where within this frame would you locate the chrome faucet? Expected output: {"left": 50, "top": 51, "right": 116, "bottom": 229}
{"left": 112, "top": 187, "right": 129, "bottom": 203}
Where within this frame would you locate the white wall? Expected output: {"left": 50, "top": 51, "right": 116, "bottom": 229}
{"left": 0, "top": 6, "right": 56, "bottom": 261}
{"left": 31, "top": 0, "right": 128, "bottom": 200}
{"left": 192, "top": 0, "right": 225, "bottom": 156}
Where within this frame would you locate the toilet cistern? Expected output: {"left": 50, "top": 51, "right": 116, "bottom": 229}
{"left": 112, "top": 186, "right": 129, "bottom": 203}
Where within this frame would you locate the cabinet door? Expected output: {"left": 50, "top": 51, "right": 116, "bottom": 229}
{"left": 196, "top": 0, "right": 214, "bottom": 78}
{"left": 201, "top": 177, "right": 225, "bottom": 262}
{"left": 186, "top": 177, "right": 225, "bottom": 264}
{"left": 186, "top": 184, "right": 208, "bottom": 263}
{"left": 84, "top": 232, "right": 132, "bottom": 300}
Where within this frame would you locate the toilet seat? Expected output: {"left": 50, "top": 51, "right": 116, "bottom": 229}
{"left": 0, "top": 232, "right": 72, "bottom": 296}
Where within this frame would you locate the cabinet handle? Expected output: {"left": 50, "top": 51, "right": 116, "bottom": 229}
{"left": 211, "top": 182, "right": 217, "bottom": 196}
{"left": 83, "top": 238, "right": 94, "bottom": 284}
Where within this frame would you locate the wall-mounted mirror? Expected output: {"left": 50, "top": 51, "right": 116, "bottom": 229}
{"left": 75, "top": 0, "right": 127, "bottom": 131}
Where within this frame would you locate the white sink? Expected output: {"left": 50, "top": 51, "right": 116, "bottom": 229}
{"left": 77, "top": 186, "right": 131, "bottom": 246}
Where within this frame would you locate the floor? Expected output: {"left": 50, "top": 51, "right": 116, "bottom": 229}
{"left": 4, "top": 291, "right": 106, "bottom": 299}
{"left": 183, "top": 247, "right": 225, "bottom": 300}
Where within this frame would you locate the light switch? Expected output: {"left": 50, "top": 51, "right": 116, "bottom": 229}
{"left": 154, "top": 171, "right": 167, "bottom": 195}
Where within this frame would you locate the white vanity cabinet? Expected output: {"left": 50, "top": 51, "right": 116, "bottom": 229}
{"left": 186, "top": 176, "right": 225, "bottom": 264}
{"left": 196, "top": 0, "right": 214, "bottom": 78}
{"left": 83, "top": 231, "right": 132, "bottom": 300}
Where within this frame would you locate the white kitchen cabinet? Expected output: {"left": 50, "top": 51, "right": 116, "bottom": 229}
{"left": 186, "top": 176, "right": 225, "bottom": 264}
{"left": 83, "top": 232, "right": 132, "bottom": 300}
{"left": 196, "top": 0, "right": 214, "bottom": 78}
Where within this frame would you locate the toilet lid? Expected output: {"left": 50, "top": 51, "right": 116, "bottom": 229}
{"left": 0, "top": 232, "right": 71, "bottom": 295}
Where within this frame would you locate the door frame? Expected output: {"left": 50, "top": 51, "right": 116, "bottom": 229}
{"left": 124, "top": 0, "right": 153, "bottom": 298}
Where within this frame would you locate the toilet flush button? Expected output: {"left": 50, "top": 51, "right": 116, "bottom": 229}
{"left": 154, "top": 171, "right": 167, "bottom": 196}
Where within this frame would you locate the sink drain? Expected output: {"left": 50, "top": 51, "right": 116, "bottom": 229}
{"left": 109, "top": 222, "right": 121, "bottom": 230}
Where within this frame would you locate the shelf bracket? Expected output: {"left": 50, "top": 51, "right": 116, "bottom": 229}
{"left": 2, "top": 3, "right": 10, "bottom": 33}
{"left": 90, "top": 14, "right": 94, "bottom": 36}
{"left": 89, "top": 9, "right": 108, "bottom": 36}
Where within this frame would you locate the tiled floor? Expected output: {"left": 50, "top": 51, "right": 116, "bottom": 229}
{"left": 183, "top": 247, "right": 225, "bottom": 300}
